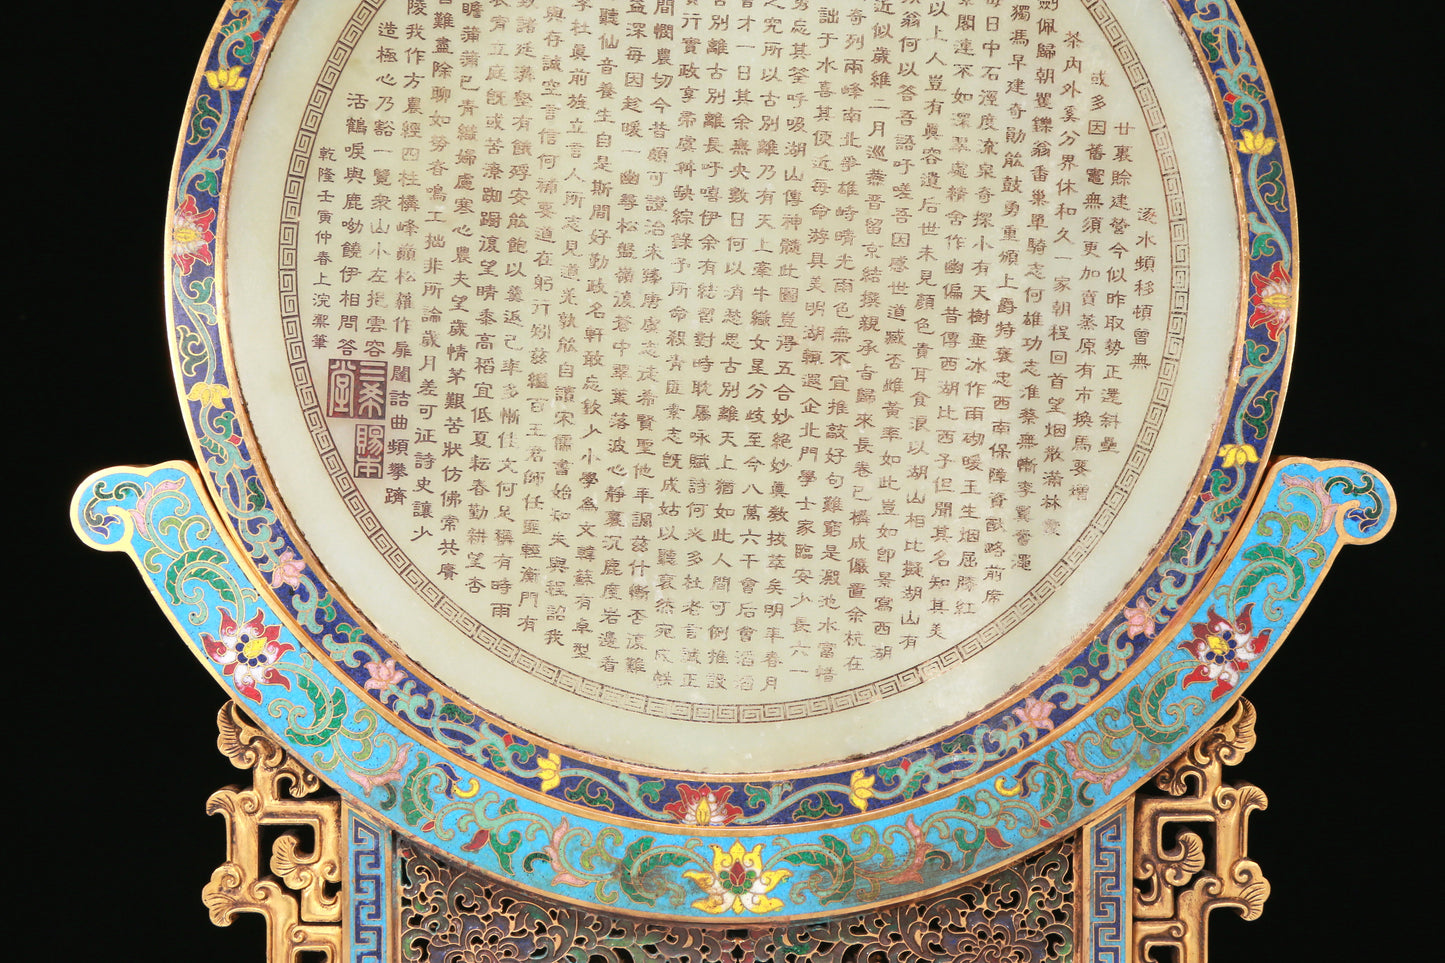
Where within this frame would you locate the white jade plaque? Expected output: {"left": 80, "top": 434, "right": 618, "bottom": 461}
{"left": 224, "top": 0, "right": 1241, "bottom": 772}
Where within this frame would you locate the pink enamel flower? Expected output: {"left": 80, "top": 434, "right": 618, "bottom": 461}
{"left": 1282, "top": 474, "right": 1340, "bottom": 533}
{"left": 1121, "top": 598, "right": 1157, "bottom": 639}
{"left": 171, "top": 195, "right": 216, "bottom": 274}
{"left": 1012, "top": 696, "right": 1057, "bottom": 731}
{"left": 201, "top": 609, "right": 293, "bottom": 702}
{"left": 269, "top": 550, "right": 305, "bottom": 589}
{"left": 363, "top": 658, "right": 409, "bottom": 692}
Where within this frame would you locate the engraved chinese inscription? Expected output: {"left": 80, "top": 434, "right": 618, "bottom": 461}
{"left": 281, "top": 0, "right": 1190, "bottom": 724}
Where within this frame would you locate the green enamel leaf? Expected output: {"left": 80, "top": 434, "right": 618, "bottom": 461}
{"left": 522, "top": 851, "right": 552, "bottom": 873}
{"left": 165, "top": 546, "right": 236, "bottom": 606}
{"left": 1036, "top": 752, "right": 1076, "bottom": 825}
{"left": 618, "top": 837, "right": 658, "bottom": 903}
{"left": 1238, "top": 544, "right": 1306, "bottom": 600}
{"left": 438, "top": 703, "right": 475, "bottom": 723}
{"left": 1243, "top": 390, "right": 1277, "bottom": 440}
{"left": 1209, "top": 495, "right": 1243, "bottom": 524}
{"left": 898, "top": 766, "right": 927, "bottom": 801}
{"left": 183, "top": 275, "right": 216, "bottom": 305}
{"left": 509, "top": 742, "right": 537, "bottom": 764}
{"left": 246, "top": 477, "right": 267, "bottom": 512}
{"left": 490, "top": 829, "right": 523, "bottom": 874}
{"left": 1200, "top": 29, "right": 1223, "bottom": 63}
{"left": 1249, "top": 228, "right": 1281, "bottom": 260}
{"left": 564, "top": 777, "right": 616, "bottom": 811}
{"left": 744, "top": 783, "right": 773, "bottom": 809}
{"left": 497, "top": 798, "right": 518, "bottom": 817}
{"left": 941, "top": 731, "right": 974, "bottom": 755}
{"left": 780, "top": 834, "right": 857, "bottom": 901}
{"left": 953, "top": 826, "right": 985, "bottom": 871}
{"left": 218, "top": 11, "right": 253, "bottom": 40}
{"left": 194, "top": 164, "right": 221, "bottom": 197}
{"left": 231, "top": 32, "right": 256, "bottom": 65}
{"left": 781, "top": 846, "right": 836, "bottom": 871}
{"left": 399, "top": 753, "right": 432, "bottom": 826}
{"left": 1243, "top": 340, "right": 1273, "bottom": 368}
{"left": 791, "top": 793, "right": 845, "bottom": 821}
{"left": 175, "top": 326, "right": 208, "bottom": 377}
{"left": 1125, "top": 666, "right": 1188, "bottom": 744}
{"left": 1258, "top": 160, "right": 1288, "bottom": 213}
{"left": 287, "top": 674, "right": 346, "bottom": 746}
{"left": 633, "top": 848, "right": 692, "bottom": 885}
{"left": 188, "top": 93, "right": 223, "bottom": 145}
{"left": 818, "top": 835, "right": 856, "bottom": 902}
{"left": 1168, "top": 530, "right": 1192, "bottom": 564}
{"left": 635, "top": 780, "right": 664, "bottom": 804}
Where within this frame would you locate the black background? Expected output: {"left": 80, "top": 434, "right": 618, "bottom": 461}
{"left": 19, "top": 1, "right": 1434, "bottom": 959}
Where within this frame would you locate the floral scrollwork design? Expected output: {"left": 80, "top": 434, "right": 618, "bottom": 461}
{"left": 400, "top": 834, "right": 1076, "bottom": 961}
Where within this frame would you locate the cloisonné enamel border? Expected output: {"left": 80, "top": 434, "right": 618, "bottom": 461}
{"left": 76, "top": 456, "right": 1391, "bottom": 919}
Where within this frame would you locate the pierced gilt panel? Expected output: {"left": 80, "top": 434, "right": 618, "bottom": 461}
{"left": 205, "top": 702, "right": 345, "bottom": 963}
{"left": 1132, "top": 698, "right": 1270, "bottom": 963}
{"left": 398, "top": 837, "right": 1076, "bottom": 963}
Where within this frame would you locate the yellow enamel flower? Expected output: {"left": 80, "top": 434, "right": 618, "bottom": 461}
{"left": 536, "top": 751, "right": 563, "bottom": 791}
{"left": 848, "top": 770, "right": 876, "bottom": 811}
{"left": 1217, "top": 443, "right": 1259, "bottom": 469}
{"left": 1236, "top": 129, "right": 1276, "bottom": 155}
{"left": 682, "top": 842, "right": 792, "bottom": 915}
{"left": 187, "top": 382, "right": 231, "bottom": 408}
{"left": 205, "top": 65, "right": 247, "bottom": 91}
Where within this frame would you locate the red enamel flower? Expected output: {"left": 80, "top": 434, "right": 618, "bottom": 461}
{"left": 171, "top": 195, "right": 217, "bottom": 275}
{"left": 1247, "top": 262, "right": 1292, "bottom": 340}
{"left": 201, "top": 609, "right": 293, "bottom": 702}
{"left": 663, "top": 784, "right": 745, "bottom": 827}
{"left": 1179, "top": 604, "right": 1271, "bottom": 700}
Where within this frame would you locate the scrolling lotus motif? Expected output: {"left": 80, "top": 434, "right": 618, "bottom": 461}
{"left": 664, "top": 784, "right": 744, "bottom": 826}
{"left": 201, "top": 609, "right": 293, "bottom": 702}
{"left": 683, "top": 842, "right": 791, "bottom": 915}
{"left": 171, "top": 195, "right": 216, "bottom": 274}
{"left": 1247, "top": 262, "right": 1292, "bottom": 340}
{"left": 1179, "top": 604, "right": 1271, "bottom": 699}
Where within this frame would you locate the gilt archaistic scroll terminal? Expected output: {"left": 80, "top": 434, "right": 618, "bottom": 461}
{"left": 73, "top": 0, "right": 1394, "bottom": 959}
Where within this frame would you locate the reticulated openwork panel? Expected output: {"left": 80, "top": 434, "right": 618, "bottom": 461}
{"left": 1132, "top": 698, "right": 1269, "bottom": 963}
{"left": 398, "top": 836, "right": 1076, "bottom": 963}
